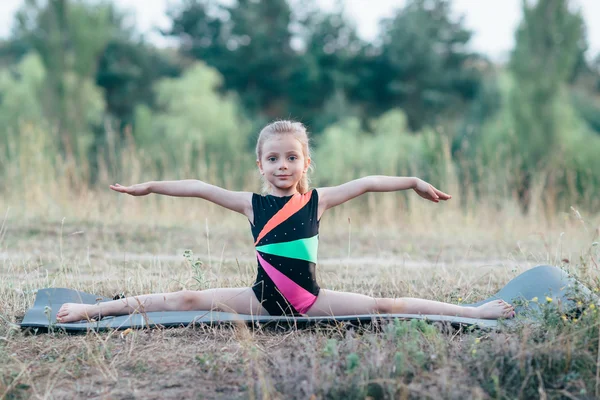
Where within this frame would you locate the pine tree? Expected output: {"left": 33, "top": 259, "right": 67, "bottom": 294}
{"left": 166, "top": 0, "right": 298, "bottom": 118}
{"left": 367, "top": 0, "right": 482, "bottom": 130}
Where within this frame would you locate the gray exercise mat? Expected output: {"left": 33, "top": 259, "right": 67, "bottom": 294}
{"left": 20, "top": 265, "right": 593, "bottom": 333}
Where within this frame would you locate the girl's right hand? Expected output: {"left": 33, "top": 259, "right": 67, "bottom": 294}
{"left": 109, "top": 183, "right": 151, "bottom": 196}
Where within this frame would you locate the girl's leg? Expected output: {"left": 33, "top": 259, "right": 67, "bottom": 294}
{"left": 306, "top": 289, "right": 514, "bottom": 319}
{"left": 56, "top": 287, "right": 268, "bottom": 323}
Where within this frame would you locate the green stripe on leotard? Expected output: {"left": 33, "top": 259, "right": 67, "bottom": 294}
{"left": 255, "top": 235, "right": 318, "bottom": 263}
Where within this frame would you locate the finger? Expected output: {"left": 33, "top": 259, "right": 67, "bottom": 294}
{"left": 111, "top": 185, "right": 132, "bottom": 193}
{"left": 433, "top": 187, "right": 451, "bottom": 200}
{"left": 419, "top": 191, "right": 438, "bottom": 202}
{"left": 428, "top": 189, "right": 439, "bottom": 201}
{"left": 423, "top": 193, "right": 437, "bottom": 202}
{"left": 111, "top": 184, "right": 128, "bottom": 190}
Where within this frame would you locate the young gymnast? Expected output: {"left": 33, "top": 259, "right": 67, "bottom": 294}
{"left": 57, "top": 120, "right": 515, "bottom": 323}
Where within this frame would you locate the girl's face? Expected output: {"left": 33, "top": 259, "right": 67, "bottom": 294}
{"left": 257, "top": 133, "right": 310, "bottom": 196}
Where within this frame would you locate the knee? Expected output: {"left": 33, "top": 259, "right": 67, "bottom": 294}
{"left": 179, "top": 290, "right": 201, "bottom": 311}
{"left": 376, "top": 298, "right": 403, "bottom": 314}
{"left": 179, "top": 289, "right": 217, "bottom": 311}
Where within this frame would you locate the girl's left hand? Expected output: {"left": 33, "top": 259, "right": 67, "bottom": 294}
{"left": 413, "top": 178, "right": 452, "bottom": 203}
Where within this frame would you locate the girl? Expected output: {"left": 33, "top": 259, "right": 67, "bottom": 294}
{"left": 57, "top": 120, "right": 515, "bottom": 323}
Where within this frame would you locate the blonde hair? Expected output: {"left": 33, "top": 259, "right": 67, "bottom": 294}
{"left": 256, "top": 120, "right": 313, "bottom": 194}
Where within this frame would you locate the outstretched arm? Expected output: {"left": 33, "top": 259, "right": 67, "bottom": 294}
{"left": 317, "top": 176, "right": 451, "bottom": 217}
{"left": 110, "top": 180, "right": 253, "bottom": 220}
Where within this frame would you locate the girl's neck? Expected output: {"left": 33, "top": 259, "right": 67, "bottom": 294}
{"left": 268, "top": 188, "right": 299, "bottom": 197}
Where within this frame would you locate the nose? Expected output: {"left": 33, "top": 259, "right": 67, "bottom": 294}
{"left": 278, "top": 160, "right": 288, "bottom": 169}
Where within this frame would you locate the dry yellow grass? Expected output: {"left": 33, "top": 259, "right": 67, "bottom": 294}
{"left": 1, "top": 185, "right": 599, "bottom": 398}
{"left": 2, "top": 129, "right": 600, "bottom": 398}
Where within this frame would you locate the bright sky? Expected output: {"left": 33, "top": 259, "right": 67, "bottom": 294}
{"left": 0, "top": 0, "right": 598, "bottom": 62}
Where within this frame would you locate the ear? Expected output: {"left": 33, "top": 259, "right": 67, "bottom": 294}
{"left": 256, "top": 159, "right": 264, "bottom": 175}
{"left": 304, "top": 157, "right": 311, "bottom": 173}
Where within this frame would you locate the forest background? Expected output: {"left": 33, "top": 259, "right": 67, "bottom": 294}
{"left": 1, "top": 0, "right": 600, "bottom": 218}
{"left": 2, "top": 1, "right": 600, "bottom": 397}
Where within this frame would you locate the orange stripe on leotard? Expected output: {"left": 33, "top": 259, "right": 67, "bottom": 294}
{"left": 254, "top": 190, "right": 313, "bottom": 246}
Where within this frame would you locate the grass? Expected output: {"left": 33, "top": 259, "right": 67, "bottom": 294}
{"left": 1, "top": 194, "right": 599, "bottom": 399}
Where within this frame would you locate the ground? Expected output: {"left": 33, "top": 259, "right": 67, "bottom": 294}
{"left": 1, "top": 207, "right": 599, "bottom": 399}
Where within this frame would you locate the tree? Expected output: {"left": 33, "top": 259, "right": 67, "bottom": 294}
{"left": 96, "top": 39, "right": 181, "bottom": 130}
{"left": 289, "top": 3, "right": 365, "bottom": 131}
{"left": 166, "top": 0, "right": 484, "bottom": 132}
{"left": 509, "top": 0, "right": 585, "bottom": 210}
{"left": 3, "top": 0, "right": 182, "bottom": 183}
{"left": 357, "top": 0, "right": 482, "bottom": 131}
{"left": 133, "top": 62, "right": 252, "bottom": 185}
{"left": 166, "top": 0, "right": 298, "bottom": 118}
{"left": 10, "top": 0, "right": 114, "bottom": 161}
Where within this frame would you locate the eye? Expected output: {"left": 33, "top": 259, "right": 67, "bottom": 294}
{"left": 288, "top": 156, "right": 298, "bottom": 161}
{"left": 267, "top": 157, "right": 277, "bottom": 162}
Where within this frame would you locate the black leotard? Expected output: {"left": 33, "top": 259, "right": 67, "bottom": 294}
{"left": 250, "top": 190, "right": 320, "bottom": 316}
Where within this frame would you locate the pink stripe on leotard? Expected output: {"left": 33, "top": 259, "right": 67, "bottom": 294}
{"left": 256, "top": 252, "right": 317, "bottom": 314}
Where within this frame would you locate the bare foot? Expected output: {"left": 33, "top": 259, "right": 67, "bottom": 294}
{"left": 474, "top": 300, "right": 515, "bottom": 319}
{"left": 56, "top": 303, "right": 98, "bottom": 323}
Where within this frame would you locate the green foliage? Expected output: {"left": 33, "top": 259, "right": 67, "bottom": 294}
{"left": 310, "top": 89, "right": 360, "bottom": 134}
{"left": 570, "top": 89, "right": 600, "bottom": 134}
{"left": 166, "top": 0, "right": 298, "bottom": 118}
{"left": 182, "top": 249, "right": 207, "bottom": 289}
{"left": 133, "top": 62, "right": 252, "bottom": 184}
{"left": 508, "top": 0, "right": 585, "bottom": 208}
{"left": 12, "top": 0, "right": 115, "bottom": 78}
{"left": 362, "top": 0, "right": 482, "bottom": 130}
{"left": 453, "top": 73, "right": 502, "bottom": 156}
{"left": 165, "top": 0, "right": 481, "bottom": 131}
{"left": 96, "top": 40, "right": 182, "bottom": 128}
{"left": 464, "top": 295, "right": 600, "bottom": 399}
{"left": 314, "top": 110, "right": 446, "bottom": 186}
{"left": 560, "top": 108, "right": 600, "bottom": 207}
{"left": 450, "top": 0, "right": 600, "bottom": 210}
{"left": 5, "top": 0, "right": 182, "bottom": 171}
{"left": 0, "top": 53, "right": 46, "bottom": 134}
{"left": 6, "top": 0, "right": 113, "bottom": 163}
{"left": 0, "top": 52, "right": 103, "bottom": 170}
{"left": 0, "top": 0, "right": 599, "bottom": 213}
{"left": 471, "top": 69, "right": 600, "bottom": 209}
{"left": 290, "top": 4, "right": 365, "bottom": 130}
